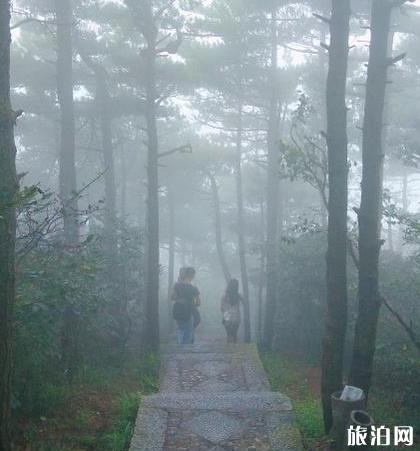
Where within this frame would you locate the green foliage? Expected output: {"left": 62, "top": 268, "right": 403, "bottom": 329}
{"left": 293, "top": 398, "right": 323, "bottom": 442}
{"left": 274, "top": 231, "right": 327, "bottom": 359}
{"left": 135, "top": 353, "right": 161, "bottom": 394}
{"left": 261, "top": 352, "right": 324, "bottom": 449}
{"left": 101, "top": 392, "right": 141, "bottom": 451}
{"left": 265, "top": 237, "right": 420, "bottom": 448}
{"left": 11, "top": 187, "right": 148, "bottom": 448}
{"left": 17, "top": 353, "right": 159, "bottom": 450}
{"left": 100, "top": 356, "right": 159, "bottom": 451}
{"left": 372, "top": 339, "right": 420, "bottom": 433}
{"left": 74, "top": 408, "right": 97, "bottom": 430}
{"left": 13, "top": 242, "right": 104, "bottom": 414}
{"left": 13, "top": 212, "right": 146, "bottom": 411}
{"left": 262, "top": 349, "right": 420, "bottom": 450}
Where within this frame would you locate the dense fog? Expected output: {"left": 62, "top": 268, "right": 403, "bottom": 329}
{"left": 1, "top": 0, "right": 420, "bottom": 449}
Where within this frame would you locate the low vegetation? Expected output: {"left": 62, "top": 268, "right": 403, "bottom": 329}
{"left": 15, "top": 354, "right": 159, "bottom": 451}
{"left": 262, "top": 350, "right": 420, "bottom": 450}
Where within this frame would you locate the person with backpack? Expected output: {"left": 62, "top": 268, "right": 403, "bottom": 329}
{"left": 221, "top": 278, "right": 243, "bottom": 344}
{"left": 171, "top": 267, "right": 201, "bottom": 344}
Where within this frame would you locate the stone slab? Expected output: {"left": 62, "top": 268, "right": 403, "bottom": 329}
{"left": 130, "top": 341, "right": 303, "bottom": 450}
{"left": 143, "top": 391, "right": 293, "bottom": 412}
{"left": 160, "top": 343, "right": 270, "bottom": 393}
{"left": 130, "top": 392, "right": 301, "bottom": 451}
{"left": 162, "top": 342, "right": 258, "bottom": 355}
{"left": 130, "top": 406, "right": 167, "bottom": 451}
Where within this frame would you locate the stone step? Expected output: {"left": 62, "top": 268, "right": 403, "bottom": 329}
{"left": 160, "top": 343, "right": 270, "bottom": 393}
{"left": 129, "top": 339, "right": 303, "bottom": 450}
{"left": 130, "top": 392, "right": 302, "bottom": 451}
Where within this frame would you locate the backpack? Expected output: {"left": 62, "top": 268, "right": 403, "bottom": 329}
{"left": 172, "top": 300, "right": 191, "bottom": 322}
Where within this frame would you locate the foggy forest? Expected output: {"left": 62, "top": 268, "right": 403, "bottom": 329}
{"left": 1, "top": 0, "right": 420, "bottom": 450}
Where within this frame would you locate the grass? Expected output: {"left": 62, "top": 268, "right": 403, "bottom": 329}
{"left": 16, "top": 352, "right": 160, "bottom": 451}
{"left": 100, "top": 392, "right": 142, "bottom": 451}
{"left": 261, "top": 351, "right": 420, "bottom": 450}
{"left": 261, "top": 352, "right": 325, "bottom": 449}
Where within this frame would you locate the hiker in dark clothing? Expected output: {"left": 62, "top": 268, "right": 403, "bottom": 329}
{"left": 171, "top": 267, "right": 201, "bottom": 344}
{"left": 221, "top": 278, "right": 243, "bottom": 344}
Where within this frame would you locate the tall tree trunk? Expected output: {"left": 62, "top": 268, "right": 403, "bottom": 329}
{"left": 55, "top": 0, "right": 80, "bottom": 379}
{"left": 120, "top": 141, "right": 127, "bottom": 219}
{"left": 79, "top": 54, "right": 119, "bottom": 259}
{"left": 257, "top": 195, "right": 265, "bottom": 342}
{"left": 55, "top": 0, "right": 78, "bottom": 245}
{"left": 143, "top": 8, "right": 160, "bottom": 349}
{"left": 95, "top": 63, "right": 124, "bottom": 344}
{"left": 387, "top": 220, "right": 394, "bottom": 252}
{"left": 235, "top": 103, "right": 251, "bottom": 342}
{"left": 262, "top": 8, "right": 280, "bottom": 349}
{"left": 317, "top": 5, "right": 331, "bottom": 231}
{"left": 167, "top": 175, "right": 175, "bottom": 333}
{"left": 209, "top": 172, "right": 231, "bottom": 283}
{"left": 320, "top": 0, "right": 351, "bottom": 433}
{"left": 0, "top": 2, "right": 17, "bottom": 449}
{"left": 349, "top": 0, "right": 399, "bottom": 395}
{"left": 96, "top": 68, "right": 117, "bottom": 262}
{"left": 92, "top": 66, "right": 118, "bottom": 246}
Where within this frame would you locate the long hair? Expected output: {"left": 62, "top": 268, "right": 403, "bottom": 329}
{"left": 226, "top": 279, "right": 240, "bottom": 305}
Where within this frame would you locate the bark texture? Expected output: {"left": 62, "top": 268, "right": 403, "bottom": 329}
{"left": 167, "top": 175, "right": 175, "bottom": 333}
{"left": 96, "top": 67, "right": 117, "bottom": 260}
{"left": 257, "top": 196, "right": 265, "bottom": 342}
{"left": 209, "top": 172, "right": 231, "bottom": 283}
{"left": 143, "top": 2, "right": 160, "bottom": 349}
{"left": 235, "top": 104, "right": 251, "bottom": 342}
{"left": 56, "top": 0, "right": 78, "bottom": 245}
{"left": 91, "top": 59, "right": 125, "bottom": 343}
{"left": 56, "top": 0, "right": 80, "bottom": 378}
{"left": 81, "top": 54, "right": 118, "bottom": 261}
{"left": 0, "top": 1, "right": 18, "bottom": 448}
{"left": 262, "top": 8, "right": 280, "bottom": 349}
{"left": 321, "top": 0, "right": 351, "bottom": 433}
{"left": 349, "top": 0, "right": 396, "bottom": 395}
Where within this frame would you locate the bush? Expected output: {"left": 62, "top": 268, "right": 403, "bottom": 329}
{"left": 273, "top": 232, "right": 327, "bottom": 360}
{"left": 261, "top": 351, "right": 325, "bottom": 449}
{"left": 101, "top": 392, "right": 141, "bottom": 451}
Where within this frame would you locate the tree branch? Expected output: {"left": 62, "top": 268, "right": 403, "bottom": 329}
{"left": 158, "top": 144, "right": 192, "bottom": 159}
{"left": 313, "top": 13, "right": 331, "bottom": 24}
{"left": 347, "top": 237, "right": 360, "bottom": 269}
{"left": 382, "top": 297, "right": 420, "bottom": 355}
{"left": 387, "top": 52, "right": 406, "bottom": 65}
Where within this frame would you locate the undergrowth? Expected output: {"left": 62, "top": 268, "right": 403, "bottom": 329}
{"left": 261, "top": 351, "right": 420, "bottom": 450}
{"left": 16, "top": 353, "right": 159, "bottom": 451}
{"left": 261, "top": 352, "right": 325, "bottom": 449}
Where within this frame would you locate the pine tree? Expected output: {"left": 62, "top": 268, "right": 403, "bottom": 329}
{"left": 320, "top": 0, "right": 351, "bottom": 432}
{"left": 0, "top": 0, "right": 18, "bottom": 448}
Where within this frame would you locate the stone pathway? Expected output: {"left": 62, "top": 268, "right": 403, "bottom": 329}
{"left": 129, "top": 341, "right": 302, "bottom": 451}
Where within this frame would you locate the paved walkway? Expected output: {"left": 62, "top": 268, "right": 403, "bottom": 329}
{"left": 129, "top": 341, "right": 302, "bottom": 450}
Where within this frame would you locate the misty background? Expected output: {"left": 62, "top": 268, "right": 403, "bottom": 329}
{"left": 1, "top": 0, "right": 420, "bottom": 449}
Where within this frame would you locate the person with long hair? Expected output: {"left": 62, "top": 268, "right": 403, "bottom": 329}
{"left": 221, "top": 278, "right": 243, "bottom": 343}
